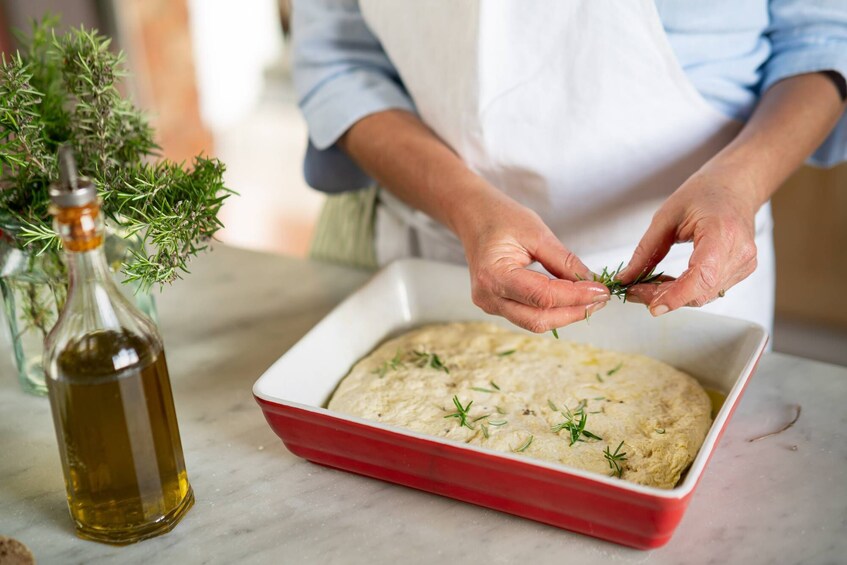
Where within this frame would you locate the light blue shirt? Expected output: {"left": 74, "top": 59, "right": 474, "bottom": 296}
{"left": 292, "top": 0, "right": 847, "bottom": 192}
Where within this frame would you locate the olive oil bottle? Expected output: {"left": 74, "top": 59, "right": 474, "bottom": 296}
{"left": 44, "top": 147, "right": 193, "bottom": 544}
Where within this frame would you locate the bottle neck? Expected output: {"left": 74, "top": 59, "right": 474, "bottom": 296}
{"left": 65, "top": 244, "right": 113, "bottom": 289}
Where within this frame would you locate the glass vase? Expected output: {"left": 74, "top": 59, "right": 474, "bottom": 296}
{"left": 0, "top": 232, "right": 157, "bottom": 396}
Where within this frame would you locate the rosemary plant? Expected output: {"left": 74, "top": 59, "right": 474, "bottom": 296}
{"left": 0, "top": 16, "right": 231, "bottom": 294}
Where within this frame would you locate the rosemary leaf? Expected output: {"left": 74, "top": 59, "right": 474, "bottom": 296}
{"left": 513, "top": 435, "right": 533, "bottom": 453}
{"left": 607, "top": 363, "right": 623, "bottom": 376}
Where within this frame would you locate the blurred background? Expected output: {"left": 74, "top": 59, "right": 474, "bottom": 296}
{"left": 1, "top": 0, "right": 844, "bottom": 366}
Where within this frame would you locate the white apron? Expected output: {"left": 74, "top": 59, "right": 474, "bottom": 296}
{"left": 360, "top": 0, "right": 775, "bottom": 333}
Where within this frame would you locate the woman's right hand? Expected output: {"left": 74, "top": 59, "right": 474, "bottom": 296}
{"left": 454, "top": 194, "right": 610, "bottom": 333}
{"left": 338, "top": 110, "right": 610, "bottom": 331}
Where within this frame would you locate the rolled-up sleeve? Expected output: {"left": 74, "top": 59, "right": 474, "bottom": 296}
{"left": 762, "top": 0, "right": 847, "bottom": 167}
{"left": 292, "top": 0, "right": 416, "bottom": 191}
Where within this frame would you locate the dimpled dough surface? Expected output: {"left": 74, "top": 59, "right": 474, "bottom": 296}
{"left": 328, "top": 322, "right": 712, "bottom": 489}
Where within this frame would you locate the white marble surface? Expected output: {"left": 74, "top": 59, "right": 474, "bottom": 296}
{"left": 1, "top": 245, "right": 845, "bottom": 565}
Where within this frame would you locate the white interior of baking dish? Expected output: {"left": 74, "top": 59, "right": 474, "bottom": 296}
{"left": 254, "top": 259, "right": 768, "bottom": 498}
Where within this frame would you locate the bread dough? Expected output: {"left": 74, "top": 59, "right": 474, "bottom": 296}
{"left": 328, "top": 322, "right": 712, "bottom": 489}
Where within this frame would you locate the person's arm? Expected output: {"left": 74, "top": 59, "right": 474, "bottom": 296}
{"left": 291, "top": 0, "right": 416, "bottom": 192}
{"left": 621, "top": 72, "right": 847, "bottom": 313}
{"left": 339, "top": 110, "right": 610, "bottom": 332}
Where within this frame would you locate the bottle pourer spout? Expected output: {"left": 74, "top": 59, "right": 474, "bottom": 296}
{"left": 50, "top": 145, "right": 97, "bottom": 207}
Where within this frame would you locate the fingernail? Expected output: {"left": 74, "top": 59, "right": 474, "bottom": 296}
{"left": 650, "top": 304, "right": 669, "bottom": 317}
{"left": 592, "top": 293, "right": 610, "bottom": 303}
{"left": 587, "top": 301, "right": 607, "bottom": 314}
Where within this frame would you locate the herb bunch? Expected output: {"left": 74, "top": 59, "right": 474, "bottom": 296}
{"left": 0, "top": 16, "right": 232, "bottom": 290}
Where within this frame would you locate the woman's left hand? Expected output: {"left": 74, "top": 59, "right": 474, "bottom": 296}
{"left": 617, "top": 165, "right": 762, "bottom": 316}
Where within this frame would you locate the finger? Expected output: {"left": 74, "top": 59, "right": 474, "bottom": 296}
{"left": 617, "top": 214, "right": 677, "bottom": 284}
{"left": 491, "top": 298, "right": 608, "bottom": 333}
{"left": 531, "top": 232, "right": 594, "bottom": 281}
{"left": 497, "top": 268, "right": 610, "bottom": 309}
{"left": 648, "top": 231, "right": 731, "bottom": 315}
{"left": 622, "top": 275, "right": 676, "bottom": 305}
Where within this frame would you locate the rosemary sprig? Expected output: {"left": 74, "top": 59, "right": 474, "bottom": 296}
{"left": 551, "top": 405, "right": 603, "bottom": 446}
{"left": 551, "top": 328, "right": 559, "bottom": 339}
{"left": 412, "top": 350, "right": 450, "bottom": 373}
{"left": 471, "top": 386, "right": 497, "bottom": 393}
{"left": 444, "top": 395, "right": 474, "bottom": 429}
{"left": 607, "top": 363, "right": 623, "bottom": 376}
{"left": 592, "top": 263, "right": 663, "bottom": 303}
{"left": 373, "top": 350, "right": 404, "bottom": 377}
{"left": 604, "top": 441, "right": 628, "bottom": 478}
{"left": 497, "top": 350, "right": 516, "bottom": 357}
{"left": 0, "top": 17, "right": 232, "bottom": 290}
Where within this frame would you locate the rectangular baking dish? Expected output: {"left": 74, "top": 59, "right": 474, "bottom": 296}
{"left": 253, "top": 259, "right": 767, "bottom": 549}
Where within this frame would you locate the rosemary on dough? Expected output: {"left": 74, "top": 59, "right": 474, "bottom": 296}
{"left": 513, "top": 434, "right": 534, "bottom": 453}
{"left": 373, "top": 350, "right": 405, "bottom": 378}
{"left": 604, "top": 441, "right": 628, "bottom": 478}
{"left": 497, "top": 350, "right": 516, "bottom": 357}
{"left": 551, "top": 404, "right": 603, "bottom": 446}
{"left": 412, "top": 350, "right": 450, "bottom": 374}
{"left": 444, "top": 395, "right": 474, "bottom": 429}
{"left": 607, "top": 362, "right": 623, "bottom": 376}
{"left": 472, "top": 380, "right": 501, "bottom": 394}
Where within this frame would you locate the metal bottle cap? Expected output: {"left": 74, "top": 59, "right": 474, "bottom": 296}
{"left": 49, "top": 145, "right": 98, "bottom": 207}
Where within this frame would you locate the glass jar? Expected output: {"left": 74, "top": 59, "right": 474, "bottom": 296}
{"left": 0, "top": 229, "right": 157, "bottom": 395}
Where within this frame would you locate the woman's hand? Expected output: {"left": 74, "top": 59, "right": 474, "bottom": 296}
{"left": 619, "top": 72, "right": 846, "bottom": 316}
{"left": 340, "top": 110, "right": 610, "bottom": 332}
{"left": 618, "top": 164, "right": 760, "bottom": 315}
{"left": 455, "top": 194, "right": 610, "bottom": 332}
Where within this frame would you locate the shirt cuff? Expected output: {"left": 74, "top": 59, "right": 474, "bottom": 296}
{"left": 300, "top": 67, "right": 417, "bottom": 150}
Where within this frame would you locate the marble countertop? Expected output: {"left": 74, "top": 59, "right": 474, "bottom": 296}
{"left": 1, "top": 245, "right": 845, "bottom": 565}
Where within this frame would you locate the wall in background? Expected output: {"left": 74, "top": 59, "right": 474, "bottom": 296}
{"left": 772, "top": 164, "right": 847, "bottom": 329}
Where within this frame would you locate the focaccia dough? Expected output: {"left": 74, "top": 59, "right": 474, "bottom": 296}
{"left": 328, "top": 322, "right": 712, "bottom": 489}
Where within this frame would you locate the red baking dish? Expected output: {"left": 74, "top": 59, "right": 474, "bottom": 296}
{"left": 253, "top": 259, "right": 767, "bottom": 549}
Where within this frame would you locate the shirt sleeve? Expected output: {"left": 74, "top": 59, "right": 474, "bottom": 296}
{"left": 292, "top": 0, "right": 416, "bottom": 192}
{"left": 762, "top": 0, "right": 847, "bottom": 167}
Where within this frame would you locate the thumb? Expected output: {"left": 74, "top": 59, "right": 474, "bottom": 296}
{"left": 618, "top": 214, "right": 676, "bottom": 284}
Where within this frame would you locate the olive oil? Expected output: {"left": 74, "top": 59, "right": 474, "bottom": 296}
{"left": 44, "top": 146, "right": 192, "bottom": 544}
{"left": 49, "top": 330, "right": 192, "bottom": 543}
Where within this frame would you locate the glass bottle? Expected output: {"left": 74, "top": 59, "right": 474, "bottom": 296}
{"left": 43, "top": 147, "right": 194, "bottom": 544}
